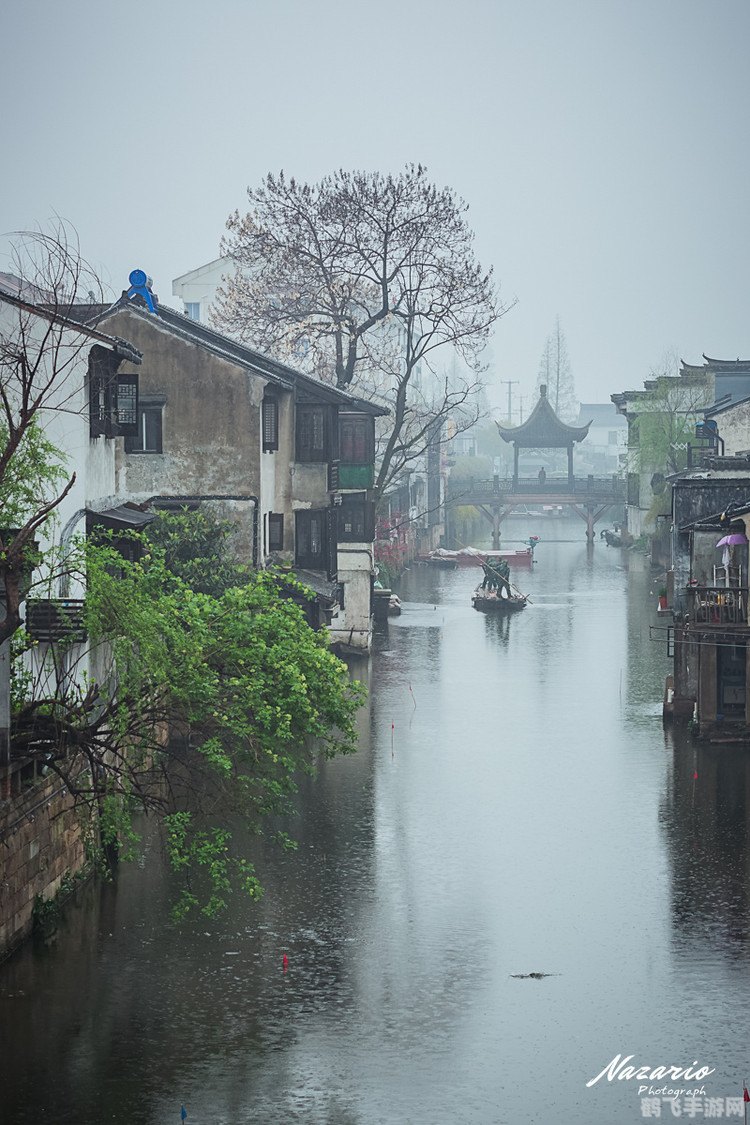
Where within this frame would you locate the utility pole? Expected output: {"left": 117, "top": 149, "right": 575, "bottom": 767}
{"left": 500, "top": 380, "right": 519, "bottom": 423}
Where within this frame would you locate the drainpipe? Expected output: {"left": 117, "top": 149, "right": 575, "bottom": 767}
{"left": 58, "top": 508, "right": 88, "bottom": 597}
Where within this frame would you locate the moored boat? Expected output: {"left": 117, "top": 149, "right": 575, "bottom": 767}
{"left": 427, "top": 546, "right": 535, "bottom": 568}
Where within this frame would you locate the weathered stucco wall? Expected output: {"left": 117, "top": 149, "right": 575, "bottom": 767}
{"left": 717, "top": 402, "right": 750, "bottom": 456}
{"left": 260, "top": 390, "right": 294, "bottom": 560}
{"left": 105, "top": 310, "right": 262, "bottom": 491}
{"left": 103, "top": 309, "right": 266, "bottom": 562}
{"left": 0, "top": 780, "right": 86, "bottom": 959}
{"left": 290, "top": 463, "right": 329, "bottom": 508}
{"left": 331, "top": 543, "right": 374, "bottom": 650}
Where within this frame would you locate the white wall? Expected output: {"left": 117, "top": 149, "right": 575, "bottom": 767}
{"left": 0, "top": 299, "right": 122, "bottom": 696}
{"left": 715, "top": 401, "right": 750, "bottom": 456}
{"left": 171, "top": 258, "right": 226, "bottom": 323}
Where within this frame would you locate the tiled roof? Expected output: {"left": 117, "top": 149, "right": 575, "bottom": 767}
{"left": 68, "top": 295, "right": 387, "bottom": 415}
{"left": 0, "top": 289, "right": 141, "bottom": 364}
{"left": 498, "top": 386, "right": 591, "bottom": 447}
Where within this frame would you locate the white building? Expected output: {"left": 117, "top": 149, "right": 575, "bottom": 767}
{"left": 573, "top": 403, "right": 627, "bottom": 476}
{"left": 0, "top": 288, "right": 143, "bottom": 794}
{"left": 171, "top": 258, "right": 227, "bottom": 324}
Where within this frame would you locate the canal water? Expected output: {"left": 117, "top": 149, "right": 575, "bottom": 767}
{"left": 3, "top": 525, "right": 750, "bottom": 1125}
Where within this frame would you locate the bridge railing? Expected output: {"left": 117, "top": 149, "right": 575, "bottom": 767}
{"left": 446, "top": 476, "right": 625, "bottom": 501}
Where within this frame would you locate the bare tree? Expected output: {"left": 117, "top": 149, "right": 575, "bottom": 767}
{"left": 536, "top": 316, "right": 577, "bottom": 421}
{"left": 215, "top": 165, "right": 514, "bottom": 504}
{"left": 0, "top": 222, "right": 109, "bottom": 646}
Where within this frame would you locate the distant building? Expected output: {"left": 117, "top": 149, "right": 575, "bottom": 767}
{"left": 614, "top": 356, "right": 750, "bottom": 538}
{"left": 573, "top": 403, "right": 627, "bottom": 475}
{"left": 171, "top": 258, "right": 226, "bottom": 323}
{"left": 703, "top": 393, "right": 750, "bottom": 457}
{"left": 668, "top": 466, "right": 750, "bottom": 736}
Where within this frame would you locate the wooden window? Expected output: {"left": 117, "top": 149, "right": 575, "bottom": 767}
{"left": 295, "top": 509, "right": 329, "bottom": 569}
{"left": 262, "top": 396, "right": 279, "bottom": 452}
{"left": 338, "top": 494, "right": 375, "bottom": 543}
{"left": 296, "top": 405, "right": 329, "bottom": 462}
{"left": 339, "top": 414, "right": 373, "bottom": 464}
{"left": 88, "top": 345, "right": 139, "bottom": 438}
{"left": 116, "top": 375, "right": 139, "bottom": 435}
{"left": 268, "top": 513, "right": 284, "bottom": 552}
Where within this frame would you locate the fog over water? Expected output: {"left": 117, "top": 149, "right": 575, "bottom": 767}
{"left": 3, "top": 533, "right": 750, "bottom": 1124}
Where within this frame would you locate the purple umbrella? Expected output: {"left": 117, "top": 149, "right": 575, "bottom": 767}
{"left": 716, "top": 534, "right": 748, "bottom": 547}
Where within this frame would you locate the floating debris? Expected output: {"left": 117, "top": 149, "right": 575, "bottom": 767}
{"left": 510, "top": 972, "right": 559, "bottom": 979}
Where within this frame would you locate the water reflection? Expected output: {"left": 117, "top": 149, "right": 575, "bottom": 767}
{"left": 661, "top": 731, "right": 750, "bottom": 959}
{"left": 3, "top": 537, "right": 750, "bottom": 1123}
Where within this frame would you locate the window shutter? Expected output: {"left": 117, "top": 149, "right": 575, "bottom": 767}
{"left": 116, "top": 374, "right": 139, "bottom": 436}
{"left": 263, "top": 397, "right": 279, "bottom": 452}
{"left": 268, "top": 513, "right": 284, "bottom": 551}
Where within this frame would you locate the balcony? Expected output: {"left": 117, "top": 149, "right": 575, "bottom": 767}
{"left": 25, "top": 599, "right": 87, "bottom": 643}
{"left": 686, "top": 586, "right": 749, "bottom": 626}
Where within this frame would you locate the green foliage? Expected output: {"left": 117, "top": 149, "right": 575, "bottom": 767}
{"left": 374, "top": 559, "right": 399, "bottom": 589}
{"left": 634, "top": 410, "right": 694, "bottom": 475}
{"left": 32, "top": 869, "right": 88, "bottom": 939}
{"left": 98, "top": 794, "right": 141, "bottom": 864}
{"left": 79, "top": 533, "right": 364, "bottom": 915}
{"left": 144, "top": 508, "right": 246, "bottom": 595}
{"left": 13, "top": 504, "right": 364, "bottom": 918}
{"left": 0, "top": 422, "right": 68, "bottom": 530}
{"left": 165, "top": 813, "right": 263, "bottom": 920}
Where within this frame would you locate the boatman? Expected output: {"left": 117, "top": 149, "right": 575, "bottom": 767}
{"left": 482, "top": 559, "right": 511, "bottom": 598}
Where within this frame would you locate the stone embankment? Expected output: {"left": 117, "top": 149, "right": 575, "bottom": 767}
{"left": 0, "top": 779, "right": 85, "bottom": 958}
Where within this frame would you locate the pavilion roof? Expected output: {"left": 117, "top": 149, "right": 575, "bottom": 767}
{"left": 496, "top": 385, "right": 591, "bottom": 447}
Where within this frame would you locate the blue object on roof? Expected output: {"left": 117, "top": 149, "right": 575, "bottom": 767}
{"left": 126, "top": 269, "right": 158, "bottom": 313}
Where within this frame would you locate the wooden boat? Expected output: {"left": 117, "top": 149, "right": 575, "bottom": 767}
{"left": 472, "top": 586, "right": 528, "bottom": 614}
{"left": 427, "top": 547, "right": 535, "bottom": 569}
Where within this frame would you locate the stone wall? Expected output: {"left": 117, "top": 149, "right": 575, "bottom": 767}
{"left": 0, "top": 779, "right": 86, "bottom": 959}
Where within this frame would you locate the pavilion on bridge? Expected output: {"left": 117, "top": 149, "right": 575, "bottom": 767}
{"left": 496, "top": 384, "right": 592, "bottom": 486}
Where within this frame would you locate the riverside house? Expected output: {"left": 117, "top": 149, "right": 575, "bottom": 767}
{"left": 0, "top": 284, "right": 144, "bottom": 956}
{"left": 69, "top": 278, "right": 386, "bottom": 652}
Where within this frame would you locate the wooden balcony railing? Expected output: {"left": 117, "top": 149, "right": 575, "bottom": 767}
{"left": 686, "top": 586, "right": 749, "bottom": 626}
{"left": 25, "top": 599, "right": 87, "bottom": 643}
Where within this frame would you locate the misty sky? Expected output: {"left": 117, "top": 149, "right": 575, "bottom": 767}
{"left": 2, "top": 0, "right": 749, "bottom": 414}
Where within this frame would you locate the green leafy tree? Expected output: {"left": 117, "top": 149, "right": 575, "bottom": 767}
{"left": 143, "top": 506, "right": 246, "bottom": 595}
{"left": 13, "top": 531, "right": 364, "bottom": 915}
